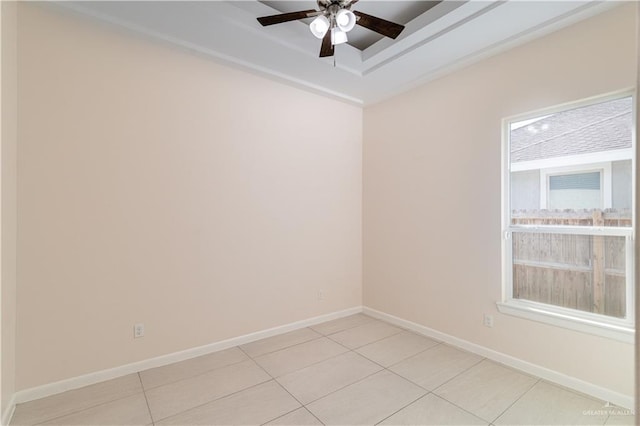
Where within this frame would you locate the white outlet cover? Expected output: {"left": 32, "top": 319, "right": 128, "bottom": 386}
{"left": 134, "top": 323, "right": 145, "bottom": 338}
{"left": 483, "top": 315, "right": 494, "bottom": 327}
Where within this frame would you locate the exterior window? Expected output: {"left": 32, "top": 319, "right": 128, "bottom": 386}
{"left": 500, "top": 93, "right": 634, "bottom": 341}
{"left": 547, "top": 171, "right": 602, "bottom": 210}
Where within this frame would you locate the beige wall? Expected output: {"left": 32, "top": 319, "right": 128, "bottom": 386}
{"left": 363, "top": 4, "right": 636, "bottom": 397}
{"left": 16, "top": 4, "right": 362, "bottom": 390}
{"left": 9, "top": 0, "right": 638, "bottom": 401}
{"left": 2, "top": 0, "right": 18, "bottom": 416}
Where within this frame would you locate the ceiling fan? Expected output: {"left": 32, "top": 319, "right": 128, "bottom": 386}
{"left": 256, "top": 0, "right": 405, "bottom": 58}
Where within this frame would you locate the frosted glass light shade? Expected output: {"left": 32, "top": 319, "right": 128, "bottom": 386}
{"left": 309, "top": 15, "right": 330, "bottom": 39}
{"left": 331, "top": 28, "right": 348, "bottom": 45}
{"left": 335, "top": 9, "right": 356, "bottom": 32}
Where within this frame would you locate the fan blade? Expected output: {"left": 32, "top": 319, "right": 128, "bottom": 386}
{"left": 319, "top": 30, "right": 334, "bottom": 57}
{"left": 353, "top": 11, "right": 404, "bottom": 39}
{"left": 257, "top": 10, "right": 317, "bottom": 26}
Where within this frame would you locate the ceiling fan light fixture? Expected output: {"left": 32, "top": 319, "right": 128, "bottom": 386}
{"left": 309, "top": 15, "right": 330, "bottom": 39}
{"left": 335, "top": 9, "right": 356, "bottom": 32}
{"left": 331, "top": 27, "right": 348, "bottom": 45}
{"left": 256, "top": 3, "right": 405, "bottom": 58}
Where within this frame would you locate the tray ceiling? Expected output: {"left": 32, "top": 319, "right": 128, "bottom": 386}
{"left": 55, "top": 1, "right": 619, "bottom": 105}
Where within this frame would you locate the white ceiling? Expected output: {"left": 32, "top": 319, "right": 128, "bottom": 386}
{"left": 260, "top": 1, "right": 441, "bottom": 50}
{"left": 55, "top": 1, "right": 619, "bottom": 105}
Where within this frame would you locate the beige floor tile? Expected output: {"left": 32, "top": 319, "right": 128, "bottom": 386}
{"left": 356, "top": 331, "right": 439, "bottom": 367}
{"left": 434, "top": 360, "right": 538, "bottom": 423}
{"left": 277, "top": 351, "right": 382, "bottom": 404}
{"left": 379, "top": 393, "right": 488, "bottom": 425}
{"left": 265, "top": 407, "right": 323, "bottom": 425}
{"left": 139, "top": 347, "right": 248, "bottom": 389}
{"left": 306, "top": 370, "right": 426, "bottom": 425}
{"left": 40, "top": 393, "right": 151, "bottom": 426}
{"left": 241, "top": 328, "right": 321, "bottom": 358}
{"left": 156, "top": 380, "right": 299, "bottom": 425}
{"left": 390, "top": 344, "right": 483, "bottom": 390}
{"left": 310, "top": 314, "right": 375, "bottom": 336}
{"left": 145, "top": 359, "right": 270, "bottom": 421}
{"left": 254, "top": 337, "right": 348, "bottom": 377}
{"left": 11, "top": 374, "right": 142, "bottom": 426}
{"left": 327, "top": 320, "right": 402, "bottom": 349}
{"left": 494, "top": 381, "right": 610, "bottom": 425}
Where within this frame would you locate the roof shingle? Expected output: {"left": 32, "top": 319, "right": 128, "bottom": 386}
{"left": 510, "top": 97, "right": 632, "bottom": 163}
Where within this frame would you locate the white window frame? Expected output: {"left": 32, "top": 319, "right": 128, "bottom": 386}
{"left": 540, "top": 163, "right": 611, "bottom": 210}
{"left": 499, "top": 90, "right": 636, "bottom": 343}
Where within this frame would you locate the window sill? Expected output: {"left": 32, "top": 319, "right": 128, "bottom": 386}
{"left": 496, "top": 300, "right": 634, "bottom": 344}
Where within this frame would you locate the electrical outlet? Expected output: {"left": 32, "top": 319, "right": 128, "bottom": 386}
{"left": 483, "top": 314, "right": 494, "bottom": 328}
{"left": 134, "top": 323, "right": 145, "bottom": 338}
{"left": 318, "top": 290, "right": 324, "bottom": 301}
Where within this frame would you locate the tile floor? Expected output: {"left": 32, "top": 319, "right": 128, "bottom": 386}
{"left": 11, "top": 314, "right": 635, "bottom": 425}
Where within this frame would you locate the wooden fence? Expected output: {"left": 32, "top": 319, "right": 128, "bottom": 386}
{"left": 511, "top": 209, "right": 630, "bottom": 318}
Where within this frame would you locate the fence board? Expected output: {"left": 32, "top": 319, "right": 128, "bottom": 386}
{"left": 511, "top": 209, "right": 627, "bottom": 318}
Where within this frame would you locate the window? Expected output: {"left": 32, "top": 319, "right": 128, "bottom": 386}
{"left": 548, "top": 171, "right": 602, "bottom": 209}
{"left": 500, "top": 92, "right": 634, "bottom": 341}
{"left": 539, "top": 163, "right": 612, "bottom": 210}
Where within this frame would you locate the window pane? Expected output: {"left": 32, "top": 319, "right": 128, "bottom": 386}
{"left": 510, "top": 97, "right": 632, "bottom": 162}
{"left": 509, "top": 96, "right": 632, "bottom": 226}
{"left": 549, "top": 172, "right": 601, "bottom": 190}
{"left": 512, "top": 231, "right": 626, "bottom": 318}
{"left": 548, "top": 172, "right": 602, "bottom": 210}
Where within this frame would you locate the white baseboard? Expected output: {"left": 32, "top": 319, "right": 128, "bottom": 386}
{"left": 2, "top": 394, "right": 16, "bottom": 426}
{"left": 363, "top": 306, "right": 634, "bottom": 410}
{"left": 12, "top": 306, "right": 363, "bottom": 407}
{"left": 9, "top": 304, "right": 632, "bottom": 421}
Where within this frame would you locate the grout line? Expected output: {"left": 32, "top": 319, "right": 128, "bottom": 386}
{"left": 241, "top": 347, "right": 327, "bottom": 426}
{"left": 145, "top": 330, "right": 341, "bottom": 394}
{"left": 271, "top": 348, "right": 351, "bottom": 379}
{"left": 139, "top": 356, "right": 249, "bottom": 392}
{"left": 150, "top": 344, "right": 275, "bottom": 424}
{"left": 385, "top": 355, "right": 492, "bottom": 423}
{"left": 324, "top": 327, "right": 404, "bottom": 351}
{"left": 429, "top": 392, "right": 491, "bottom": 424}
{"left": 271, "top": 382, "right": 325, "bottom": 426}
{"left": 294, "top": 328, "right": 478, "bottom": 425}
{"left": 140, "top": 358, "right": 257, "bottom": 394}
{"left": 384, "top": 341, "right": 444, "bottom": 369}
{"left": 298, "top": 367, "right": 384, "bottom": 407}
{"left": 412, "top": 383, "right": 489, "bottom": 424}
{"left": 267, "top": 326, "right": 451, "bottom": 410}
{"left": 355, "top": 339, "right": 443, "bottom": 370}
{"left": 138, "top": 373, "right": 155, "bottom": 425}
{"left": 259, "top": 406, "right": 302, "bottom": 426}
{"left": 430, "top": 356, "right": 487, "bottom": 393}
{"left": 301, "top": 407, "right": 325, "bottom": 426}
{"left": 537, "top": 378, "right": 613, "bottom": 404}
{"left": 149, "top": 373, "right": 272, "bottom": 424}
{"left": 312, "top": 316, "right": 377, "bottom": 337}
{"left": 30, "top": 390, "right": 144, "bottom": 426}
{"left": 241, "top": 329, "right": 322, "bottom": 359}
{"left": 374, "top": 392, "right": 431, "bottom": 425}
{"left": 489, "top": 378, "right": 541, "bottom": 424}
{"left": 237, "top": 346, "right": 271, "bottom": 376}
{"left": 248, "top": 322, "right": 412, "bottom": 384}
{"left": 250, "top": 336, "right": 344, "bottom": 367}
